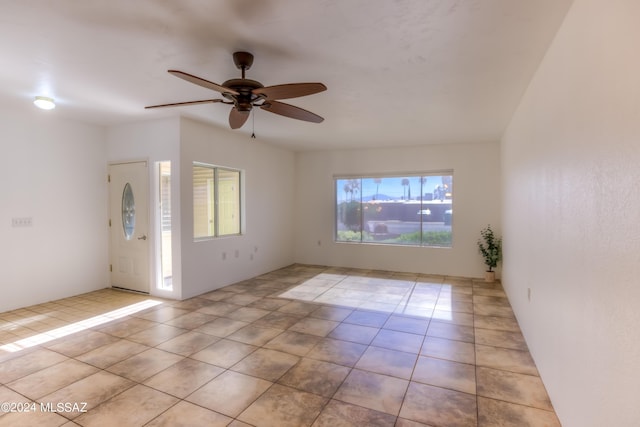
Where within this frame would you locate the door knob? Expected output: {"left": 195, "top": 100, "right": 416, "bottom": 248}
{"left": 137, "top": 235, "right": 147, "bottom": 241}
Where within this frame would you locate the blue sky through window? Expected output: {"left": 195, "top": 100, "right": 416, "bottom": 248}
{"left": 337, "top": 176, "right": 451, "bottom": 203}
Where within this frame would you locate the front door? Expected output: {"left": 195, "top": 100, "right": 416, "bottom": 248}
{"left": 109, "top": 161, "right": 150, "bottom": 293}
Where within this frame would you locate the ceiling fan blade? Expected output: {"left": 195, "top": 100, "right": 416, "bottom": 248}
{"left": 168, "top": 70, "right": 239, "bottom": 95}
{"left": 253, "top": 83, "right": 326, "bottom": 100}
{"left": 260, "top": 100, "right": 324, "bottom": 123}
{"left": 229, "top": 107, "right": 250, "bottom": 129}
{"left": 145, "top": 99, "right": 224, "bottom": 109}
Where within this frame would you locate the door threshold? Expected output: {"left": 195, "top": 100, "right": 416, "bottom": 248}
{"left": 111, "top": 286, "right": 150, "bottom": 295}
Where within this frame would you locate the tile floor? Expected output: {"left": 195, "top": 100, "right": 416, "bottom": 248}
{"left": 0, "top": 264, "right": 561, "bottom": 426}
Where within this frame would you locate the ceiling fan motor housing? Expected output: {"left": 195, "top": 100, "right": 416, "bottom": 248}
{"left": 222, "top": 78, "right": 264, "bottom": 112}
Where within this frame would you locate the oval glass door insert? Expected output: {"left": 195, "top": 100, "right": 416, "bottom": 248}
{"left": 122, "top": 182, "right": 135, "bottom": 240}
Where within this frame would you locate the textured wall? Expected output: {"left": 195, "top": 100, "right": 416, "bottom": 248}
{"left": 179, "top": 118, "right": 296, "bottom": 299}
{"left": 501, "top": 0, "right": 640, "bottom": 425}
{"left": 294, "top": 142, "right": 501, "bottom": 277}
{"left": 0, "top": 109, "right": 108, "bottom": 312}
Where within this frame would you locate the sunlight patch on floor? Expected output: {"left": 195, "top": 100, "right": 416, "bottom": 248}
{"left": 279, "top": 273, "right": 452, "bottom": 320}
{"left": 0, "top": 299, "right": 163, "bottom": 352}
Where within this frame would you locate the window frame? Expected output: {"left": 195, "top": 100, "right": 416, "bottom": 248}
{"left": 334, "top": 171, "right": 453, "bottom": 248}
{"left": 193, "top": 162, "right": 243, "bottom": 240}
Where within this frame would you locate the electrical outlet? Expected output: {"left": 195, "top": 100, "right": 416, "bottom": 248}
{"left": 12, "top": 217, "right": 33, "bottom": 227}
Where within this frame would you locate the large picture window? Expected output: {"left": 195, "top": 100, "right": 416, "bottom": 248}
{"left": 193, "top": 163, "right": 241, "bottom": 239}
{"left": 335, "top": 173, "right": 453, "bottom": 247}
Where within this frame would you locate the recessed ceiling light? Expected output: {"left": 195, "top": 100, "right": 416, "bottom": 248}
{"left": 34, "top": 96, "right": 55, "bottom": 110}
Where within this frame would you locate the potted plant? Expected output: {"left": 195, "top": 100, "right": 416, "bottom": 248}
{"left": 477, "top": 225, "right": 502, "bottom": 282}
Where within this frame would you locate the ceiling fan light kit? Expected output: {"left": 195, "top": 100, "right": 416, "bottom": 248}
{"left": 146, "top": 51, "right": 326, "bottom": 130}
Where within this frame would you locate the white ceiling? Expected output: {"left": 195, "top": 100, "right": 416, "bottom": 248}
{"left": 0, "top": 0, "right": 572, "bottom": 151}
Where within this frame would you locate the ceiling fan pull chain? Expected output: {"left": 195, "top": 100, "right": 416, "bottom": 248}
{"left": 251, "top": 109, "right": 256, "bottom": 139}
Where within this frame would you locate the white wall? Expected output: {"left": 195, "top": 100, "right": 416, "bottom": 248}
{"left": 106, "top": 117, "right": 182, "bottom": 300}
{"left": 0, "top": 108, "right": 108, "bottom": 312}
{"left": 501, "top": 0, "right": 640, "bottom": 425}
{"left": 179, "top": 118, "right": 295, "bottom": 298}
{"left": 294, "top": 142, "right": 501, "bottom": 277}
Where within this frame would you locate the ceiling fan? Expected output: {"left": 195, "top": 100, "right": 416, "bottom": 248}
{"left": 145, "top": 51, "right": 327, "bottom": 129}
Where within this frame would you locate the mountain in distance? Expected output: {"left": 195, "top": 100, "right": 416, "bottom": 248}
{"left": 362, "top": 194, "right": 394, "bottom": 201}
